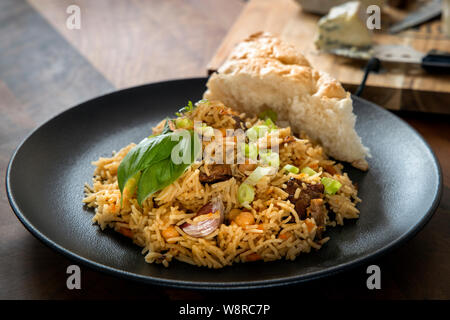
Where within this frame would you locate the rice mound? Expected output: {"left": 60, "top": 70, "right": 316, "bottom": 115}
{"left": 83, "top": 101, "right": 361, "bottom": 268}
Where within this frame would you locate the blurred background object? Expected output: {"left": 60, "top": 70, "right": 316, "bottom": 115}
{"left": 209, "top": 0, "right": 450, "bottom": 114}
{"left": 314, "top": 1, "right": 373, "bottom": 54}
{"left": 444, "top": 0, "right": 450, "bottom": 36}
{"left": 295, "top": 0, "right": 385, "bottom": 15}
{"left": 389, "top": 0, "right": 442, "bottom": 34}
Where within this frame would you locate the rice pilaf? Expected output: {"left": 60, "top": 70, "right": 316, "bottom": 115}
{"left": 83, "top": 100, "right": 360, "bottom": 268}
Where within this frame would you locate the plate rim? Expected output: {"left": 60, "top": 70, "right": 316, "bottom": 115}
{"left": 5, "top": 77, "right": 443, "bottom": 290}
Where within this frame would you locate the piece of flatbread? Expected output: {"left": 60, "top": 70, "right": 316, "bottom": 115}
{"left": 204, "top": 32, "right": 369, "bottom": 170}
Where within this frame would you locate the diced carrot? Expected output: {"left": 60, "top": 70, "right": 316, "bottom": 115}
{"left": 257, "top": 224, "right": 264, "bottom": 230}
{"left": 305, "top": 219, "right": 316, "bottom": 233}
{"left": 279, "top": 232, "right": 292, "bottom": 240}
{"left": 309, "top": 163, "right": 319, "bottom": 169}
{"left": 162, "top": 226, "right": 179, "bottom": 240}
{"left": 245, "top": 253, "right": 262, "bottom": 262}
{"left": 118, "top": 227, "right": 133, "bottom": 238}
{"left": 219, "top": 108, "right": 232, "bottom": 115}
{"left": 283, "top": 136, "right": 296, "bottom": 143}
{"left": 293, "top": 173, "right": 307, "bottom": 180}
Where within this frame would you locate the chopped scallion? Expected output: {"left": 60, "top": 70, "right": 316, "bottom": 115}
{"left": 321, "top": 177, "right": 342, "bottom": 195}
{"left": 265, "top": 118, "right": 277, "bottom": 130}
{"left": 199, "top": 124, "right": 214, "bottom": 137}
{"left": 246, "top": 125, "right": 269, "bottom": 141}
{"left": 245, "top": 166, "right": 276, "bottom": 186}
{"left": 259, "top": 151, "right": 280, "bottom": 168}
{"left": 301, "top": 166, "right": 317, "bottom": 176}
{"left": 244, "top": 143, "right": 258, "bottom": 161}
{"left": 283, "top": 164, "right": 299, "bottom": 174}
{"left": 238, "top": 183, "right": 255, "bottom": 207}
{"left": 175, "top": 101, "right": 195, "bottom": 116}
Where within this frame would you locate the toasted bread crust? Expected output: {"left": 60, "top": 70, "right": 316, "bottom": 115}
{"left": 204, "top": 32, "right": 369, "bottom": 169}
{"left": 214, "top": 32, "right": 347, "bottom": 100}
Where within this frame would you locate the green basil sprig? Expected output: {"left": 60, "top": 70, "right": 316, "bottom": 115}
{"left": 118, "top": 124, "right": 200, "bottom": 205}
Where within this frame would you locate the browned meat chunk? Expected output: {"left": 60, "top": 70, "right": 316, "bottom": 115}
{"left": 307, "top": 198, "right": 326, "bottom": 238}
{"left": 285, "top": 178, "right": 324, "bottom": 219}
{"left": 199, "top": 164, "right": 232, "bottom": 184}
{"left": 323, "top": 164, "right": 337, "bottom": 175}
{"left": 305, "top": 183, "right": 324, "bottom": 199}
{"left": 231, "top": 115, "right": 246, "bottom": 130}
{"left": 238, "top": 163, "right": 257, "bottom": 174}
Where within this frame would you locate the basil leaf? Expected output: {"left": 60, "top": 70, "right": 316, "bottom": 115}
{"left": 136, "top": 130, "right": 201, "bottom": 204}
{"left": 137, "top": 159, "right": 189, "bottom": 204}
{"left": 117, "top": 133, "right": 178, "bottom": 193}
{"left": 120, "top": 170, "right": 141, "bottom": 206}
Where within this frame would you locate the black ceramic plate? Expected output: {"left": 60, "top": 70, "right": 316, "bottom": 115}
{"left": 6, "top": 78, "right": 442, "bottom": 289}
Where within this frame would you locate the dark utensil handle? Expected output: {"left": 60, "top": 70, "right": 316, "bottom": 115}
{"left": 355, "top": 57, "right": 381, "bottom": 97}
{"left": 421, "top": 50, "right": 450, "bottom": 73}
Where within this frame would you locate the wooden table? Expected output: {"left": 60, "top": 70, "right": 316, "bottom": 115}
{"left": 1, "top": 0, "right": 448, "bottom": 300}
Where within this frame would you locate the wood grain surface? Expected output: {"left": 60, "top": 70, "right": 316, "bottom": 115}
{"left": 208, "top": 0, "right": 450, "bottom": 113}
{"left": 0, "top": 0, "right": 449, "bottom": 300}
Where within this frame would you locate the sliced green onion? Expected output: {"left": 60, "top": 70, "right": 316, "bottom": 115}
{"left": 259, "top": 151, "right": 280, "bottom": 168}
{"left": 196, "top": 99, "right": 209, "bottom": 105}
{"left": 265, "top": 118, "right": 277, "bottom": 130}
{"left": 175, "top": 101, "right": 195, "bottom": 116}
{"left": 238, "top": 183, "right": 255, "bottom": 207}
{"left": 245, "top": 166, "right": 276, "bottom": 186}
{"left": 258, "top": 109, "right": 278, "bottom": 122}
{"left": 199, "top": 124, "right": 214, "bottom": 137}
{"left": 245, "top": 127, "right": 258, "bottom": 141}
{"left": 283, "top": 164, "right": 299, "bottom": 174}
{"left": 244, "top": 143, "right": 258, "bottom": 161}
{"left": 321, "top": 177, "right": 342, "bottom": 195}
{"left": 175, "top": 118, "right": 193, "bottom": 129}
{"left": 246, "top": 125, "right": 269, "bottom": 141}
{"left": 301, "top": 166, "right": 317, "bottom": 176}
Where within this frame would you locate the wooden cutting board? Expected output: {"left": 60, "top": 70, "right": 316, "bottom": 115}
{"left": 208, "top": 0, "right": 450, "bottom": 114}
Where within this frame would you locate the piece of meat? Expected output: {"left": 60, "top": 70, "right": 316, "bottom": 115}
{"left": 304, "top": 183, "right": 324, "bottom": 199}
{"left": 307, "top": 198, "right": 326, "bottom": 239}
{"left": 238, "top": 163, "right": 257, "bottom": 174}
{"left": 199, "top": 164, "right": 232, "bottom": 184}
{"left": 323, "top": 164, "right": 337, "bottom": 175}
{"left": 285, "top": 178, "right": 324, "bottom": 219}
{"left": 231, "top": 115, "right": 246, "bottom": 130}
